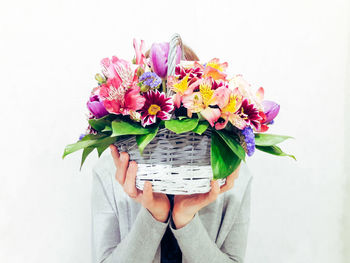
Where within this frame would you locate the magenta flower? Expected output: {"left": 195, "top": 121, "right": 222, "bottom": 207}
{"left": 262, "top": 100, "right": 280, "bottom": 124}
{"left": 140, "top": 90, "right": 174, "bottom": 127}
{"left": 87, "top": 95, "right": 109, "bottom": 118}
{"left": 99, "top": 78, "right": 145, "bottom": 116}
{"left": 150, "top": 42, "right": 182, "bottom": 79}
{"left": 237, "top": 98, "right": 263, "bottom": 131}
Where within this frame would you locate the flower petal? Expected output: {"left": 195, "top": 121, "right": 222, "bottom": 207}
{"left": 200, "top": 107, "right": 221, "bottom": 127}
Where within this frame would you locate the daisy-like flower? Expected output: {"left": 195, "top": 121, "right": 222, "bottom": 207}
{"left": 175, "top": 62, "right": 203, "bottom": 85}
{"left": 236, "top": 98, "right": 263, "bottom": 131}
{"left": 140, "top": 90, "right": 174, "bottom": 127}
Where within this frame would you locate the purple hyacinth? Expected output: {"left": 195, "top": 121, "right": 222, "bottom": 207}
{"left": 140, "top": 72, "right": 162, "bottom": 88}
{"left": 241, "top": 126, "right": 255, "bottom": 157}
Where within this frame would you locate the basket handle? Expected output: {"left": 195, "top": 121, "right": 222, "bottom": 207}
{"left": 166, "top": 33, "right": 184, "bottom": 97}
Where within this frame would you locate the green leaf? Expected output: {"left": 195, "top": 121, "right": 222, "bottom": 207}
{"left": 96, "top": 136, "right": 118, "bottom": 157}
{"left": 111, "top": 120, "right": 153, "bottom": 136}
{"left": 136, "top": 126, "right": 159, "bottom": 154}
{"left": 62, "top": 134, "right": 107, "bottom": 159}
{"left": 192, "top": 121, "right": 209, "bottom": 135}
{"left": 255, "top": 133, "right": 294, "bottom": 146}
{"left": 211, "top": 131, "right": 242, "bottom": 179}
{"left": 89, "top": 118, "right": 111, "bottom": 132}
{"left": 215, "top": 130, "right": 246, "bottom": 161}
{"left": 164, "top": 118, "right": 199, "bottom": 134}
{"left": 80, "top": 146, "right": 95, "bottom": 170}
{"left": 178, "top": 116, "right": 188, "bottom": 120}
{"left": 256, "top": 145, "right": 296, "bottom": 160}
{"left": 101, "top": 126, "right": 112, "bottom": 132}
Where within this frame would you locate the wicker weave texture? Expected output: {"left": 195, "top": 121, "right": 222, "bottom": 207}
{"left": 114, "top": 128, "right": 226, "bottom": 195}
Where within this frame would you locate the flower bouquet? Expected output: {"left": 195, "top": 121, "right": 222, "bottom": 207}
{"left": 63, "top": 35, "right": 295, "bottom": 194}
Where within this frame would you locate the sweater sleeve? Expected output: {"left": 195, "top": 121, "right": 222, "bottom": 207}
{"left": 169, "top": 178, "right": 252, "bottom": 263}
{"left": 91, "top": 168, "right": 169, "bottom": 263}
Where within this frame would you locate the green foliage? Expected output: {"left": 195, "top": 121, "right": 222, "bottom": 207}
{"left": 111, "top": 119, "right": 154, "bottom": 136}
{"left": 96, "top": 136, "right": 118, "bottom": 157}
{"left": 215, "top": 130, "right": 246, "bottom": 161}
{"left": 62, "top": 134, "right": 107, "bottom": 159}
{"left": 211, "top": 131, "right": 242, "bottom": 179}
{"left": 164, "top": 118, "right": 199, "bottom": 134}
{"left": 136, "top": 126, "right": 159, "bottom": 155}
{"left": 192, "top": 121, "right": 209, "bottom": 135}
{"left": 80, "top": 147, "right": 95, "bottom": 170}
{"left": 256, "top": 145, "right": 296, "bottom": 160}
{"left": 88, "top": 114, "right": 118, "bottom": 132}
{"left": 255, "top": 133, "right": 294, "bottom": 146}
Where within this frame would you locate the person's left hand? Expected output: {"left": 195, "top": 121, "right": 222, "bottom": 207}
{"left": 172, "top": 164, "right": 241, "bottom": 229}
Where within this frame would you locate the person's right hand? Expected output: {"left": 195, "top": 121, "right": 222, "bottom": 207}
{"left": 109, "top": 145, "right": 170, "bottom": 223}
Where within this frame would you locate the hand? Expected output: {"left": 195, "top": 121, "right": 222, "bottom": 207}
{"left": 172, "top": 164, "right": 241, "bottom": 229}
{"left": 109, "top": 145, "right": 170, "bottom": 223}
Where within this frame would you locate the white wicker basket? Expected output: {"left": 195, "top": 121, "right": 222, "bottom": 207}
{"left": 114, "top": 128, "right": 226, "bottom": 195}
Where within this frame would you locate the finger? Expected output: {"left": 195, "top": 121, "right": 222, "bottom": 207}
{"left": 207, "top": 180, "right": 220, "bottom": 203}
{"left": 124, "top": 161, "right": 138, "bottom": 199}
{"left": 115, "top": 152, "right": 129, "bottom": 185}
{"left": 220, "top": 173, "right": 235, "bottom": 193}
{"left": 220, "top": 164, "right": 241, "bottom": 193}
{"left": 142, "top": 181, "right": 154, "bottom": 207}
{"left": 109, "top": 145, "right": 120, "bottom": 167}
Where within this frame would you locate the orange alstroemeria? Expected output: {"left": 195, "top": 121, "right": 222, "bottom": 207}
{"left": 215, "top": 92, "right": 246, "bottom": 130}
{"left": 182, "top": 79, "right": 221, "bottom": 127}
{"left": 203, "top": 58, "right": 228, "bottom": 81}
{"left": 170, "top": 74, "right": 201, "bottom": 108}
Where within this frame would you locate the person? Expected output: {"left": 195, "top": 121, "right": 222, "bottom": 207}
{"left": 91, "top": 46, "right": 253, "bottom": 263}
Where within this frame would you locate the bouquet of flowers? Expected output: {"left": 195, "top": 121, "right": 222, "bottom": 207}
{"left": 63, "top": 37, "right": 295, "bottom": 182}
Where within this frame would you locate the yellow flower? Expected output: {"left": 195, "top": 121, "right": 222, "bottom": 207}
{"left": 199, "top": 81, "right": 215, "bottom": 106}
{"left": 172, "top": 75, "right": 189, "bottom": 94}
{"left": 221, "top": 94, "right": 239, "bottom": 113}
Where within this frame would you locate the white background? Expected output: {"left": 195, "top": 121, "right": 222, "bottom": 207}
{"left": 1, "top": 0, "right": 349, "bottom": 262}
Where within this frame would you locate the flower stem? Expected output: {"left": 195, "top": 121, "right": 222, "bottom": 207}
{"left": 162, "top": 79, "right": 167, "bottom": 95}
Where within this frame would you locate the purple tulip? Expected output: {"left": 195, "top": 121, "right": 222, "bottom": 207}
{"left": 150, "top": 42, "right": 182, "bottom": 79}
{"left": 262, "top": 100, "right": 280, "bottom": 124}
{"left": 87, "top": 95, "right": 109, "bottom": 118}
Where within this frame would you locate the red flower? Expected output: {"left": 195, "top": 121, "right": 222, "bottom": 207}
{"left": 140, "top": 90, "right": 174, "bottom": 127}
{"left": 236, "top": 98, "right": 263, "bottom": 131}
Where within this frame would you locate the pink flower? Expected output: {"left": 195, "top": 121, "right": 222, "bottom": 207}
{"left": 203, "top": 58, "right": 228, "bottom": 81}
{"left": 214, "top": 92, "right": 246, "bottom": 130}
{"left": 133, "top": 38, "right": 146, "bottom": 67}
{"left": 101, "top": 56, "right": 137, "bottom": 88}
{"left": 140, "top": 90, "right": 174, "bottom": 127}
{"left": 150, "top": 42, "right": 182, "bottom": 79}
{"left": 262, "top": 100, "right": 280, "bottom": 124}
{"left": 99, "top": 78, "right": 145, "bottom": 116}
{"left": 229, "top": 75, "right": 263, "bottom": 110}
{"left": 182, "top": 79, "right": 221, "bottom": 127}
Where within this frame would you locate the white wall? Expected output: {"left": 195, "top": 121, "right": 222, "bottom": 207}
{"left": 0, "top": 0, "right": 349, "bottom": 262}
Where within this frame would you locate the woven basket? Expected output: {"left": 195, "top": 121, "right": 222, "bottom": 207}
{"left": 114, "top": 34, "right": 226, "bottom": 195}
{"left": 114, "top": 128, "right": 226, "bottom": 195}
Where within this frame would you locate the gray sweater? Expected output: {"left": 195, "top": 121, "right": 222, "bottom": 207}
{"left": 91, "top": 154, "right": 252, "bottom": 263}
